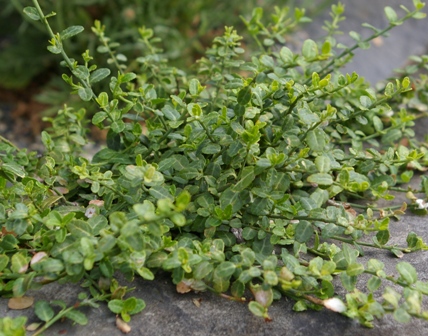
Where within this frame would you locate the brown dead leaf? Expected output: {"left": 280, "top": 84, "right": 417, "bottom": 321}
{"left": 345, "top": 207, "right": 357, "bottom": 218}
{"left": 116, "top": 317, "right": 131, "bottom": 334}
{"left": 176, "top": 281, "right": 192, "bottom": 294}
{"left": 26, "top": 323, "right": 41, "bottom": 332}
{"left": 8, "top": 296, "right": 34, "bottom": 310}
{"left": 31, "top": 252, "right": 48, "bottom": 266}
{"left": 372, "top": 36, "right": 384, "bottom": 47}
{"left": 89, "top": 199, "right": 105, "bottom": 207}
{"left": 192, "top": 298, "right": 202, "bottom": 308}
{"left": 1, "top": 226, "right": 17, "bottom": 237}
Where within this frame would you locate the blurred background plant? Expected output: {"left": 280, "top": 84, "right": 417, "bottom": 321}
{"left": 0, "top": 0, "right": 331, "bottom": 115}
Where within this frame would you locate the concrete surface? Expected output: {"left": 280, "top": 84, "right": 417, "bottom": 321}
{"left": 304, "top": 0, "right": 428, "bottom": 84}
{"left": 2, "top": 0, "right": 428, "bottom": 335}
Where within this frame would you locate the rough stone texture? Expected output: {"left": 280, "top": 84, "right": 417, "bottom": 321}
{"left": 304, "top": 0, "right": 428, "bottom": 83}
{"left": 2, "top": 1, "right": 428, "bottom": 335}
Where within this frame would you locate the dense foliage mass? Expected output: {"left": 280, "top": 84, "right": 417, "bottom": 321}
{"left": 1, "top": 0, "right": 428, "bottom": 334}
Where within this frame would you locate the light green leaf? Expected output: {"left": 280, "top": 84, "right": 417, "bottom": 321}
{"left": 35, "top": 301, "right": 54, "bottom": 322}
{"left": 315, "top": 156, "right": 331, "bottom": 173}
{"left": 298, "top": 108, "right": 320, "bottom": 125}
{"left": 90, "top": 68, "right": 110, "bottom": 83}
{"left": 384, "top": 6, "right": 398, "bottom": 23}
{"left": 393, "top": 307, "right": 411, "bottom": 323}
{"left": 307, "top": 173, "right": 333, "bottom": 186}
{"left": 61, "top": 26, "right": 84, "bottom": 40}
{"left": 248, "top": 301, "right": 266, "bottom": 317}
{"left": 367, "top": 276, "right": 382, "bottom": 292}
{"left": 396, "top": 262, "right": 417, "bottom": 284}
{"left": 302, "top": 39, "right": 318, "bottom": 59}
{"left": 162, "top": 105, "right": 180, "bottom": 121}
{"left": 306, "top": 129, "right": 327, "bottom": 152}
{"left": 148, "top": 185, "right": 174, "bottom": 200}
{"left": 359, "top": 95, "right": 372, "bottom": 109}
{"left": 108, "top": 300, "right": 124, "bottom": 314}
{"left": 78, "top": 87, "right": 93, "bottom": 101}
{"left": 346, "top": 263, "right": 364, "bottom": 276}
{"left": 65, "top": 310, "right": 88, "bottom": 325}
{"left": 2, "top": 162, "right": 26, "bottom": 178}
{"left": 23, "top": 7, "right": 41, "bottom": 21}
{"left": 214, "top": 261, "right": 236, "bottom": 278}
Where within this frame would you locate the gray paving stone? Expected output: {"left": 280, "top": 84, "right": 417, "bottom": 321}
{"left": 2, "top": 1, "right": 428, "bottom": 335}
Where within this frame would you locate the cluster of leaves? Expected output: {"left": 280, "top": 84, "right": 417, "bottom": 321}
{"left": 1, "top": 0, "right": 328, "bottom": 90}
{"left": 1, "top": 0, "right": 428, "bottom": 334}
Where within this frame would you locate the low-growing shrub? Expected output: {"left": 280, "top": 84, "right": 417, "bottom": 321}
{"left": 1, "top": 0, "right": 428, "bottom": 334}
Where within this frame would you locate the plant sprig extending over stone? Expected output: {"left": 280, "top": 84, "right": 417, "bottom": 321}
{"left": 1, "top": 0, "right": 428, "bottom": 333}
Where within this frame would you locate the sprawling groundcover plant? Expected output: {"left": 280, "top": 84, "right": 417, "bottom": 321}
{"left": 1, "top": 0, "right": 428, "bottom": 334}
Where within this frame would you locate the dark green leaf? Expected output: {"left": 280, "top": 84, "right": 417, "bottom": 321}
{"left": 376, "top": 230, "right": 390, "bottom": 245}
{"left": 295, "top": 221, "right": 313, "bottom": 243}
{"left": 232, "top": 166, "right": 255, "bottom": 192}
{"left": 237, "top": 87, "right": 252, "bottom": 105}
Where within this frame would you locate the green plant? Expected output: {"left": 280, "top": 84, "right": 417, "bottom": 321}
{"left": 1, "top": 0, "right": 328, "bottom": 90}
{"left": 2, "top": 0, "right": 428, "bottom": 334}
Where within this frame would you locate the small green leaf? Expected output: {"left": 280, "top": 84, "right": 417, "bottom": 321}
{"left": 61, "top": 26, "right": 84, "bottom": 40}
{"left": 295, "top": 221, "right": 313, "bottom": 243}
{"left": 359, "top": 95, "right": 372, "bottom": 109}
{"left": 214, "top": 261, "right": 236, "bottom": 278}
{"left": 307, "top": 173, "right": 333, "bottom": 186}
{"left": 248, "top": 301, "right": 267, "bottom": 317}
{"left": 315, "top": 156, "right": 331, "bottom": 173}
{"left": 23, "top": 7, "right": 41, "bottom": 21}
{"left": 162, "top": 105, "right": 180, "bottom": 121}
{"left": 393, "top": 307, "right": 411, "bottom": 323}
{"left": 193, "top": 261, "right": 214, "bottom": 280}
{"left": 2, "top": 162, "right": 26, "bottom": 178}
{"left": 78, "top": 87, "right": 93, "bottom": 101}
{"left": 340, "top": 272, "right": 356, "bottom": 291}
{"left": 302, "top": 39, "right": 318, "bottom": 59}
{"left": 346, "top": 263, "right": 364, "bottom": 276}
{"left": 367, "top": 276, "right": 382, "bottom": 292}
{"left": 306, "top": 129, "right": 327, "bottom": 152}
{"left": 384, "top": 6, "right": 398, "bottom": 23}
{"left": 64, "top": 309, "right": 88, "bottom": 325}
{"left": 396, "top": 262, "right": 417, "bottom": 284}
{"left": 35, "top": 301, "right": 55, "bottom": 322}
{"left": 260, "top": 55, "right": 275, "bottom": 68}
{"left": 232, "top": 167, "right": 255, "bottom": 192}
{"left": 237, "top": 87, "right": 252, "bottom": 105}
{"left": 189, "top": 78, "right": 200, "bottom": 96}
{"left": 376, "top": 230, "right": 390, "bottom": 245}
{"left": 90, "top": 68, "right": 111, "bottom": 83}
{"left": 120, "top": 72, "right": 137, "bottom": 83}
{"left": 108, "top": 300, "right": 124, "bottom": 314}
{"left": 129, "top": 298, "right": 146, "bottom": 315}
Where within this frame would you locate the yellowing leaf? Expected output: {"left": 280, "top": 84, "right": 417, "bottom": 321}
{"left": 8, "top": 296, "right": 34, "bottom": 310}
{"left": 116, "top": 317, "right": 131, "bottom": 334}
